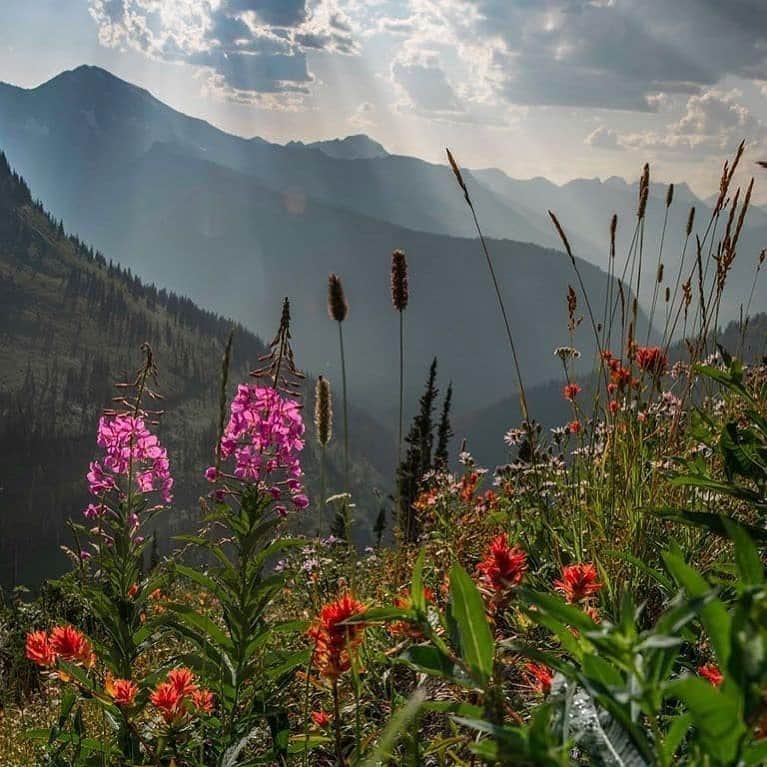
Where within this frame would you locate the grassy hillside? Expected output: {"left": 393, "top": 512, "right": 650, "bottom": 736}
{"left": 0, "top": 153, "right": 390, "bottom": 586}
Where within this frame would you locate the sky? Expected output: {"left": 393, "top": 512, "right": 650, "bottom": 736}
{"left": 1, "top": 0, "right": 767, "bottom": 200}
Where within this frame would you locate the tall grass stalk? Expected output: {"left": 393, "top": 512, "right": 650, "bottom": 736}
{"left": 446, "top": 148, "right": 530, "bottom": 423}
{"left": 328, "top": 274, "right": 351, "bottom": 544}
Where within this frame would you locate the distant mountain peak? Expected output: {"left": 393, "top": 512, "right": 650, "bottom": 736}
{"left": 288, "top": 134, "right": 388, "bottom": 160}
{"left": 38, "top": 64, "right": 138, "bottom": 91}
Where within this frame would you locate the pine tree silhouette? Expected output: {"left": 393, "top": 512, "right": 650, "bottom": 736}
{"left": 396, "top": 358, "right": 439, "bottom": 543}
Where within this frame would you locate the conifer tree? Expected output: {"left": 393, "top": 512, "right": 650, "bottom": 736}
{"left": 397, "top": 358, "right": 439, "bottom": 543}
{"left": 434, "top": 382, "right": 453, "bottom": 469}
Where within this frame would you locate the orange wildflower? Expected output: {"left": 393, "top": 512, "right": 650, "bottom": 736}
{"left": 307, "top": 593, "right": 367, "bottom": 680}
{"left": 191, "top": 688, "right": 215, "bottom": 714}
{"left": 698, "top": 663, "right": 724, "bottom": 687}
{"left": 554, "top": 563, "right": 603, "bottom": 604}
{"left": 524, "top": 662, "right": 554, "bottom": 695}
{"left": 477, "top": 534, "right": 527, "bottom": 602}
{"left": 105, "top": 675, "right": 139, "bottom": 707}
{"left": 167, "top": 667, "right": 198, "bottom": 697}
{"left": 150, "top": 681, "right": 184, "bottom": 724}
{"left": 49, "top": 626, "right": 95, "bottom": 666}
{"left": 25, "top": 631, "right": 56, "bottom": 667}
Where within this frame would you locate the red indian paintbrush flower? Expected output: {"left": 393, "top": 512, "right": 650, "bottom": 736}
{"left": 151, "top": 681, "right": 184, "bottom": 724}
{"left": 311, "top": 710, "right": 331, "bottom": 727}
{"left": 26, "top": 631, "right": 56, "bottom": 667}
{"left": 191, "top": 688, "right": 215, "bottom": 714}
{"left": 568, "top": 419, "right": 582, "bottom": 435}
{"left": 106, "top": 675, "right": 139, "bottom": 707}
{"left": 167, "top": 667, "right": 198, "bottom": 697}
{"left": 390, "top": 587, "right": 434, "bottom": 639}
{"left": 49, "top": 625, "right": 95, "bottom": 666}
{"left": 698, "top": 663, "right": 724, "bottom": 687}
{"left": 554, "top": 563, "right": 603, "bottom": 603}
{"left": 477, "top": 535, "right": 527, "bottom": 600}
{"left": 635, "top": 345, "right": 667, "bottom": 376}
{"left": 563, "top": 383, "right": 582, "bottom": 401}
{"left": 307, "top": 593, "right": 367, "bottom": 680}
{"left": 524, "top": 662, "right": 554, "bottom": 695}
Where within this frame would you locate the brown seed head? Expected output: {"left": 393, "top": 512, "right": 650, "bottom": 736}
{"left": 666, "top": 183, "right": 674, "bottom": 208}
{"left": 327, "top": 273, "right": 348, "bottom": 322}
{"left": 610, "top": 214, "right": 617, "bottom": 258}
{"left": 314, "top": 375, "right": 333, "bottom": 447}
{"left": 638, "top": 185, "right": 649, "bottom": 219}
{"left": 391, "top": 249, "right": 409, "bottom": 311}
{"left": 686, "top": 206, "right": 696, "bottom": 237}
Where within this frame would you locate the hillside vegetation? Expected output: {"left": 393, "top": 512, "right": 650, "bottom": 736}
{"left": 0, "top": 153, "right": 387, "bottom": 586}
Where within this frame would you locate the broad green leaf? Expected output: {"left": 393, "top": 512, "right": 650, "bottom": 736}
{"left": 662, "top": 552, "right": 731, "bottom": 666}
{"left": 668, "top": 677, "right": 745, "bottom": 763}
{"left": 723, "top": 518, "right": 764, "bottom": 586}
{"left": 448, "top": 564, "right": 495, "bottom": 685}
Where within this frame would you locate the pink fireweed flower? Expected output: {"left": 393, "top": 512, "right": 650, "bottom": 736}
{"left": 215, "top": 384, "right": 308, "bottom": 512}
{"left": 86, "top": 414, "right": 173, "bottom": 505}
{"left": 204, "top": 466, "right": 219, "bottom": 482}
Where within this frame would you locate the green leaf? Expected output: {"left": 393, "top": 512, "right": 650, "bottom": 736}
{"left": 411, "top": 549, "right": 427, "bottom": 612}
{"left": 723, "top": 518, "right": 764, "bottom": 586}
{"left": 519, "top": 588, "right": 600, "bottom": 634}
{"left": 167, "top": 602, "right": 234, "bottom": 652}
{"left": 398, "top": 645, "right": 465, "bottom": 685}
{"left": 662, "top": 551, "right": 731, "bottom": 667}
{"left": 656, "top": 508, "right": 767, "bottom": 541}
{"left": 668, "top": 677, "right": 746, "bottom": 763}
{"left": 659, "top": 713, "right": 691, "bottom": 764}
{"left": 448, "top": 565, "right": 495, "bottom": 686}
{"left": 359, "top": 688, "right": 426, "bottom": 767}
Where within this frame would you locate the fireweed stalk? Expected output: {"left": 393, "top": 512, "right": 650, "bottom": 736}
{"left": 54, "top": 344, "right": 175, "bottom": 760}
{"left": 171, "top": 322, "right": 311, "bottom": 764}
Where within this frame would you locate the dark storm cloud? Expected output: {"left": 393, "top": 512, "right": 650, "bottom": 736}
{"left": 463, "top": 0, "right": 767, "bottom": 110}
{"left": 222, "top": 0, "right": 308, "bottom": 28}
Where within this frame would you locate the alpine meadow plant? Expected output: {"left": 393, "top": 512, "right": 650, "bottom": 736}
{"left": 24, "top": 345, "right": 209, "bottom": 765}
{"left": 170, "top": 308, "right": 312, "bottom": 765}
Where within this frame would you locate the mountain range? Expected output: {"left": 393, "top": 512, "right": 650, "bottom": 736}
{"left": 0, "top": 65, "right": 658, "bottom": 422}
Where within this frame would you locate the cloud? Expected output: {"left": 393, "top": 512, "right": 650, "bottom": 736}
{"left": 391, "top": 52, "right": 462, "bottom": 114}
{"left": 349, "top": 100, "right": 376, "bottom": 128}
{"left": 621, "top": 89, "right": 765, "bottom": 151}
{"left": 586, "top": 125, "right": 620, "bottom": 149}
{"left": 387, "top": 0, "right": 767, "bottom": 111}
{"left": 88, "top": 0, "right": 357, "bottom": 101}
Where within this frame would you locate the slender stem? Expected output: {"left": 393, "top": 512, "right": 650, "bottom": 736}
{"left": 332, "top": 679, "right": 345, "bottom": 767}
{"left": 319, "top": 444, "right": 326, "bottom": 536}
{"left": 398, "top": 309, "right": 404, "bottom": 469}
{"left": 338, "top": 322, "right": 349, "bottom": 496}
{"left": 466, "top": 199, "right": 529, "bottom": 422}
{"left": 646, "top": 205, "right": 670, "bottom": 344}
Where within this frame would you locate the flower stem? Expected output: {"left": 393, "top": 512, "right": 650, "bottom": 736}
{"left": 332, "top": 679, "right": 345, "bottom": 766}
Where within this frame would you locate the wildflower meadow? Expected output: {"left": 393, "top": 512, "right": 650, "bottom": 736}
{"left": 3, "top": 142, "right": 767, "bottom": 767}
